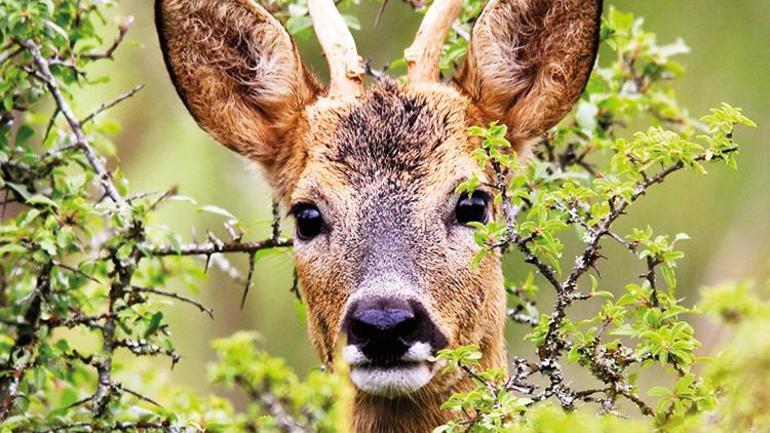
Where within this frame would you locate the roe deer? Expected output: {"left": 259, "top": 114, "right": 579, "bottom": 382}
{"left": 155, "top": 0, "right": 602, "bottom": 431}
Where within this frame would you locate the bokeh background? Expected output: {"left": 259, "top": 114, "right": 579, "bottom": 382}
{"left": 81, "top": 0, "right": 769, "bottom": 392}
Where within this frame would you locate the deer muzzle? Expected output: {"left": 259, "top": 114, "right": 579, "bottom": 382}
{"left": 341, "top": 297, "right": 448, "bottom": 397}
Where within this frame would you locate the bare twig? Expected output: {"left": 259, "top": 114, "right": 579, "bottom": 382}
{"left": 81, "top": 84, "right": 145, "bottom": 126}
{"left": 0, "top": 45, "right": 23, "bottom": 65}
{"left": 81, "top": 16, "right": 134, "bottom": 60}
{"left": 116, "top": 339, "right": 180, "bottom": 366}
{"left": 131, "top": 286, "right": 213, "bottom": 319}
{"left": 451, "top": 22, "right": 470, "bottom": 41}
{"left": 147, "top": 237, "right": 292, "bottom": 257}
{"left": 35, "top": 421, "right": 176, "bottom": 433}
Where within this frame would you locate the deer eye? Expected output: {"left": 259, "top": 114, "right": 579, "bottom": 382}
{"left": 455, "top": 192, "right": 489, "bottom": 225}
{"left": 292, "top": 204, "right": 324, "bottom": 240}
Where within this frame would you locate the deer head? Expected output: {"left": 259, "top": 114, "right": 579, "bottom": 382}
{"left": 156, "top": 0, "right": 602, "bottom": 431}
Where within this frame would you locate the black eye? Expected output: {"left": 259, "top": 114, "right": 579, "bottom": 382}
{"left": 292, "top": 204, "right": 324, "bottom": 240}
{"left": 455, "top": 192, "right": 489, "bottom": 225}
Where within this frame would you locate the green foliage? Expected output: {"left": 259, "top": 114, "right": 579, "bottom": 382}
{"left": 436, "top": 402, "right": 653, "bottom": 433}
{"left": 698, "top": 282, "right": 770, "bottom": 432}
{"left": 436, "top": 5, "right": 758, "bottom": 433}
{"left": 0, "top": 1, "right": 301, "bottom": 431}
{"left": 0, "top": 1, "right": 764, "bottom": 433}
{"left": 208, "top": 332, "right": 348, "bottom": 433}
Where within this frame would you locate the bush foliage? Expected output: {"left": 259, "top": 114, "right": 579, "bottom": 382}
{"left": 0, "top": 1, "right": 763, "bottom": 432}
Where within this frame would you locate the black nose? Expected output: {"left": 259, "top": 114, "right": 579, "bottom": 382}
{"left": 344, "top": 298, "right": 447, "bottom": 365}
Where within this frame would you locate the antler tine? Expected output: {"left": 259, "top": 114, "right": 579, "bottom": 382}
{"left": 308, "top": 0, "right": 365, "bottom": 98}
{"left": 404, "top": 0, "right": 464, "bottom": 84}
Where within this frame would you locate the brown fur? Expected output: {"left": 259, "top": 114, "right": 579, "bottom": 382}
{"left": 454, "top": 0, "right": 603, "bottom": 148}
{"left": 155, "top": 0, "right": 321, "bottom": 174}
{"left": 155, "top": 1, "right": 601, "bottom": 431}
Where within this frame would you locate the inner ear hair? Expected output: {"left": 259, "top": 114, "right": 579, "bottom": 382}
{"left": 156, "top": 0, "right": 321, "bottom": 163}
{"left": 455, "top": 0, "right": 603, "bottom": 149}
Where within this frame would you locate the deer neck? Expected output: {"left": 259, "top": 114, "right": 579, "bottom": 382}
{"left": 352, "top": 389, "right": 456, "bottom": 433}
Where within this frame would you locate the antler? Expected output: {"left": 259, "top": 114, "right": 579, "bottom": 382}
{"left": 404, "top": 0, "right": 464, "bottom": 83}
{"left": 308, "top": 0, "right": 365, "bottom": 97}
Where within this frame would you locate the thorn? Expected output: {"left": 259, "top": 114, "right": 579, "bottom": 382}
{"left": 290, "top": 267, "right": 302, "bottom": 302}
{"left": 240, "top": 253, "right": 256, "bottom": 309}
{"left": 374, "top": 0, "right": 389, "bottom": 28}
{"left": 171, "top": 353, "right": 181, "bottom": 370}
{"left": 271, "top": 201, "right": 281, "bottom": 243}
{"left": 225, "top": 221, "right": 238, "bottom": 241}
{"left": 204, "top": 253, "right": 212, "bottom": 274}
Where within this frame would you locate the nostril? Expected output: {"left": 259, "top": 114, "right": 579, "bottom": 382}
{"left": 393, "top": 316, "right": 417, "bottom": 339}
{"left": 350, "top": 317, "right": 379, "bottom": 341}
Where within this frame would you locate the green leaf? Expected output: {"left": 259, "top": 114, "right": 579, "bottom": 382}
{"left": 59, "top": 387, "right": 79, "bottom": 408}
{"left": 14, "top": 125, "right": 35, "bottom": 144}
{"left": 6, "top": 182, "right": 31, "bottom": 201}
{"left": 27, "top": 194, "right": 58, "bottom": 209}
{"left": 166, "top": 232, "right": 182, "bottom": 254}
{"left": 199, "top": 205, "right": 237, "bottom": 221}
{"left": 254, "top": 247, "right": 285, "bottom": 263}
{"left": 145, "top": 312, "right": 164, "bottom": 338}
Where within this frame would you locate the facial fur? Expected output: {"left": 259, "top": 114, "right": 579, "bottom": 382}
{"left": 282, "top": 81, "right": 508, "bottom": 396}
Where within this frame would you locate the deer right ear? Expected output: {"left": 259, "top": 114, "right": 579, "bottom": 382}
{"left": 155, "top": 0, "right": 321, "bottom": 163}
{"left": 455, "top": 0, "right": 603, "bottom": 150}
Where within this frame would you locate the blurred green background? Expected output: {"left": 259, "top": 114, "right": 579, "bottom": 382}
{"left": 83, "top": 0, "right": 769, "bottom": 392}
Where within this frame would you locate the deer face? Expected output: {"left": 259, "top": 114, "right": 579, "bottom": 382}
{"left": 157, "top": 0, "right": 601, "bottom": 400}
{"left": 292, "top": 84, "right": 505, "bottom": 397}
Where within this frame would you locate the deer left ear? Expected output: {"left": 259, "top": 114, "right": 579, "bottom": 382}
{"left": 455, "top": 0, "right": 603, "bottom": 150}
{"left": 155, "top": 0, "right": 322, "bottom": 165}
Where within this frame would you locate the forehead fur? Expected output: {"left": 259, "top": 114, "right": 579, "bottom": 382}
{"left": 289, "top": 80, "right": 474, "bottom": 199}
{"left": 329, "top": 80, "right": 468, "bottom": 181}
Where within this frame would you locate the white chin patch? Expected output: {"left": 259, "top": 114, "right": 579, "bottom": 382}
{"left": 349, "top": 363, "right": 433, "bottom": 398}
{"left": 343, "top": 343, "right": 435, "bottom": 398}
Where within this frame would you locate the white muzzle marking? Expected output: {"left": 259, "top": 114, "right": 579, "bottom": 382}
{"left": 342, "top": 342, "right": 435, "bottom": 398}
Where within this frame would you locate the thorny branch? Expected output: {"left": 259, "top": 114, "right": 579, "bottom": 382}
{"left": 473, "top": 140, "right": 738, "bottom": 418}
{"left": 34, "top": 421, "right": 174, "bottom": 433}
{"left": 131, "top": 286, "right": 214, "bottom": 319}
{"left": 1, "top": 34, "right": 302, "bottom": 431}
{"left": 21, "top": 40, "right": 128, "bottom": 210}
{"left": 237, "top": 377, "right": 311, "bottom": 433}
{"left": 444, "top": 32, "right": 748, "bottom": 419}
{"left": 147, "top": 237, "right": 293, "bottom": 257}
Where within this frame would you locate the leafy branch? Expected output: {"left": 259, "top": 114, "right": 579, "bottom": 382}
{"left": 0, "top": 3, "right": 303, "bottom": 431}
{"left": 440, "top": 7, "right": 755, "bottom": 432}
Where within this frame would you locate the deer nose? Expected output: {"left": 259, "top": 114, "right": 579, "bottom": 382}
{"left": 344, "top": 298, "right": 446, "bottom": 364}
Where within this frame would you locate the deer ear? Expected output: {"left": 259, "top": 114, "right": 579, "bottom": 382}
{"left": 156, "top": 0, "right": 321, "bottom": 163}
{"left": 455, "top": 0, "right": 602, "bottom": 149}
